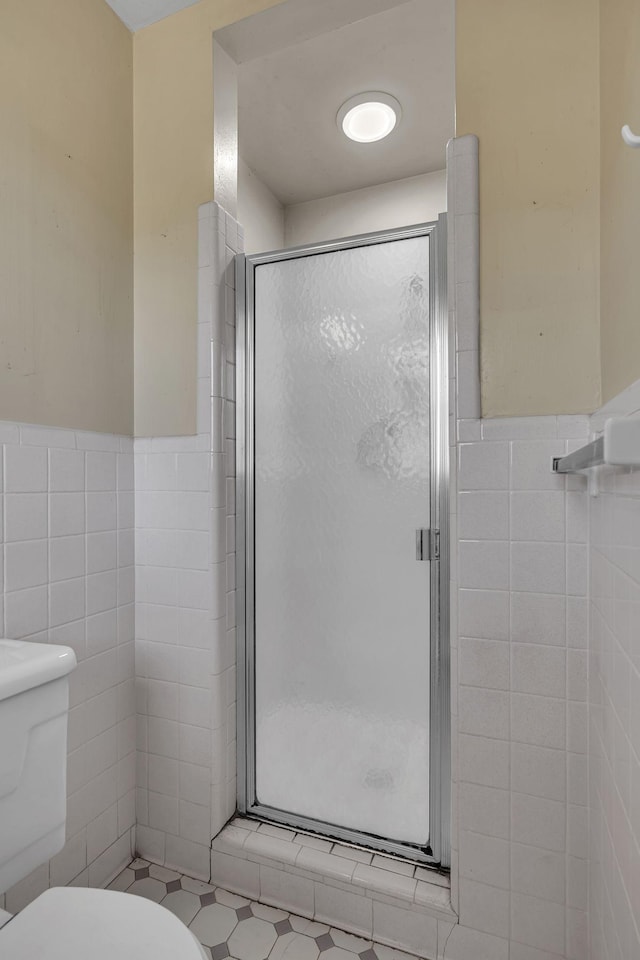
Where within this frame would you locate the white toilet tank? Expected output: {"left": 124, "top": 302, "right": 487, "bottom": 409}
{"left": 0, "top": 640, "right": 77, "bottom": 895}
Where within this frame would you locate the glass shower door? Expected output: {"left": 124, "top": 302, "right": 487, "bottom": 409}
{"left": 237, "top": 222, "right": 448, "bottom": 864}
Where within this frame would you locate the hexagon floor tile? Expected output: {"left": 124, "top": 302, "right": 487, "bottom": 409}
{"left": 108, "top": 860, "right": 422, "bottom": 960}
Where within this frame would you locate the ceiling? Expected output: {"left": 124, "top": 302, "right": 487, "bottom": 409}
{"left": 104, "top": 0, "right": 201, "bottom": 31}
{"left": 236, "top": 0, "right": 455, "bottom": 205}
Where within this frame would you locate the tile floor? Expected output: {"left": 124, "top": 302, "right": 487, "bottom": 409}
{"left": 109, "top": 859, "right": 422, "bottom": 960}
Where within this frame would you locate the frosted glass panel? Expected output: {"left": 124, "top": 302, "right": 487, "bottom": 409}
{"left": 254, "top": 237, "right": 431, "bottom": 845}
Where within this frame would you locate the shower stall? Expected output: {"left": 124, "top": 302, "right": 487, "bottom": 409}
{"left": 236, "top": 218, "right": 449, "bottom": 867}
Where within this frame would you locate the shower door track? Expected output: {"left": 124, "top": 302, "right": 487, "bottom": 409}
{"left": 235, "top": 219, "right": 450, "bottom": 869}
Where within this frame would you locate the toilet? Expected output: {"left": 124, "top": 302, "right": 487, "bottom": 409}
{"left": 0, "top": 639, "right": 207, "bottom": 959}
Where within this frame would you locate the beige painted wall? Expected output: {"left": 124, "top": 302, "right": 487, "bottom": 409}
{"left": 284, "top": 170, "right": 446, "bottom": 248}
{"left": 600, "top": 0, "right": 640, "bottom": 403}
{"left": 0, "top": 0, "right": 133, "bottom": 434}
{"left": 134, "top": 0, "right": 285, "bottom": 436}
{"left": 457, "top": 0, "right": 601, "bottom": 417}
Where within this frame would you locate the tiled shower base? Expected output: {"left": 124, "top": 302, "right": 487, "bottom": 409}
{"left": 110, "top": 859, "right": 423, "bottom": 960}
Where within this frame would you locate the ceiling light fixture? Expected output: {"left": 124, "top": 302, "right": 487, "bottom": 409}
{"left": 337, "top": 92, "right": 402, "bottom": 143}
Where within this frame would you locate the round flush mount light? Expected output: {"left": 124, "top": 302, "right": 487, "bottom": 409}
{"left": 337, "top": 92, "right": 402, "bottom": 143}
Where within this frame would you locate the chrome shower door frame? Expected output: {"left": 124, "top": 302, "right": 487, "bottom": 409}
{"left": 236, "top": 217, "right": 450, "bottom": 868}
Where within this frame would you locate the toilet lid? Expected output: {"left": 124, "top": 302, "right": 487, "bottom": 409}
{"left": 0, "top": 886, "right": 208, "bottom": 959}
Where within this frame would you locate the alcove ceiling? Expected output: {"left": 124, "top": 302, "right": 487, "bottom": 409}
{"left": 229, "top": 0, "right": 455, "bottom": 204}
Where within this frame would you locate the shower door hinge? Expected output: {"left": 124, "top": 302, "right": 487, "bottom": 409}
{"left": 416, "top": 528, "right": 440, "bottom": 561}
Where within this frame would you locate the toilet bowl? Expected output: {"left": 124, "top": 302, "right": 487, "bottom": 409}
{"left": 0, "top": 886, "right": 208, "bottom": 959}
{"left": 0, "top": 640, "right": 207, "bottom": 959}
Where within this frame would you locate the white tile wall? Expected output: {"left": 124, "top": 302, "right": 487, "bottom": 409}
{"left": 454, "top": 426, "right": 591, "bottom": 960}
{"left": 135, "top": 202, "right": 241, "bottom": 881}
{"left": 588, "top": 384, "right": 640, "bottom": 960}
{"left": 0, "top": 423, "right": 135, "bottom": 913}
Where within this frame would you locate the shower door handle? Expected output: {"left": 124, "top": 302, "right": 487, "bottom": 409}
{"left": 416, "top": 528, "right": 439, "bottom": 561}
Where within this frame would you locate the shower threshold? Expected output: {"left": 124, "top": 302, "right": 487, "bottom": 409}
{"left": 247, "top": 804, "right": 435, "bottom": 868}
{"left": 210, "top": 818, "right": 455, "bottom": 958}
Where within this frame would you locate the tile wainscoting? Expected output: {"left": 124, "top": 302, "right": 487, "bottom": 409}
{"left": 451, "top": 415, "right": 590, "bottom": 960}
{"left": 0, "top": 422, "right": 136, "bottom": 913}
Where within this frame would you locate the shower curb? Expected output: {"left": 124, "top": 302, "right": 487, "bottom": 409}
{"left": 210, "top": 818, "right": 456, "bottom": 960}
